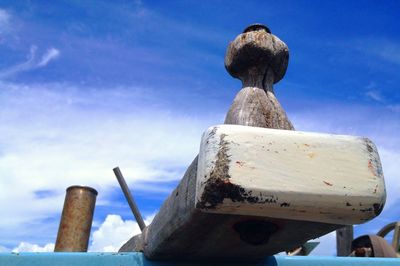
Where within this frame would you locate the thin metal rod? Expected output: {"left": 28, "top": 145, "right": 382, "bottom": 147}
{"left": 113, "top": 167, "right": 146, "bottom": 231}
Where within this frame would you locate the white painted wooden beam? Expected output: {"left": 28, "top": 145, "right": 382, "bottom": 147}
{"left": 196, "top": 125, "right": 386, "bottom": 225}
{"left": 119, "top": 25, "right": 386, "bottom": 260}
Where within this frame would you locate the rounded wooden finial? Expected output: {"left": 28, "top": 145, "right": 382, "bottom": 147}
{"left": 224, "top": 24, "right": 294, "bottom": 130}
{"left": 242, "top": 23, "right": 271, "bottom": 34}
{"left": 225, "top": 24, "right": 289, "bottom": 86}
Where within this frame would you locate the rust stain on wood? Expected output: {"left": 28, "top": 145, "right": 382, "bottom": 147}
{"left": 307, "top": 152, "right": 316, "bottom": 158}
{"left": 236, "top": 161, "right": 245, "bottom": 167}
{"left": 368, "top": 160, "right": 378, "bottom": 177}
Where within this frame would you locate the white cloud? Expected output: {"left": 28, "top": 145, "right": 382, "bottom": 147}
{"left": 364, "top": 82, "right": 384, "bottom": 103}
{"left": 0, "top": 245, "right": 10, "bottom": 252}
{"left": 0, "top": 80, "right": 398, "bottom": 253}
{"left": 6, "top": 214, "right": 154, "bottom": 253}
{"left": 37, "top": 48, "right": 60, "bottom": 67}
{"left": 355, "top": 39, "right": 400, "bottom": 65}
{"left": 12, "top": 242, "right": 54, "bottom": 252}
{"left": 0, "top": 81, "right": 216, "bottom": 246}
{"left": 0, "top": 46, "right": 60, "bottom": 79}
{"left": 0, "top": 46, "right": 37, "bottom": 78}
{"left": 0, "top": 9, "right": 11, "bottom": 33}
{"left": 365, "top": 90, "right": 384, "bottom": 102}
{"left": 372, "top": 41, "right": 400, "bottom": 65}
{"left": 89, "top": 214, "right": 154, "bottom": 252}
{"left": 378, "top": 148, "right": 400, "bottom": 210}
{"left": 90, "top": 215, "right": 138, "bottom": 252}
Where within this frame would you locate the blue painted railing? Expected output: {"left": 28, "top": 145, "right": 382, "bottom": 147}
{"left": 0, "top": 252, "right": 398, "bottom": 265}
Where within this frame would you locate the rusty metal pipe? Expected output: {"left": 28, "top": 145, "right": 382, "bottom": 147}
{"left": 54, "top": 185, "right": 97, "bottom": 252}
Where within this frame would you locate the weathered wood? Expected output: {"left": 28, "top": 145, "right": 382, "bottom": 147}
{"left": 224, "top": 85, "right": 293, "bottom": 129}
{"left": 336, "top": 226, "right": 354, "bottom": 256}
{"left": 119, "top": 24, "right": 386, "bottom": 260}
{"left": 120, "top": 124, "right": 385, "bottom": 260}
{"left": 120, "top": 24, "right": 298, "bottom": 258}
{"left": 120, "top": 155, "right": 339, "bottom": 260}
{"left": 224, "top": 24, "right": 293, "bottom": 130}
{"left": 196, "top": 125, "right": 385, "bottom": 225}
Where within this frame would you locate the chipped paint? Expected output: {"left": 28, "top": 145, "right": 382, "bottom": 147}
{"left": 197, "top": 133, "right": 274, "bottom": 209}
{"left": 196, "top": 125, "right": 386, "bottom": 225}
{"left": 236, "top": 161, "right": 245, "bottom": 167}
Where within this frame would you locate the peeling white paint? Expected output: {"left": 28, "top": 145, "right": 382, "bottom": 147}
{"left": 196, "top": 125, "right": 386, "bottom": 225}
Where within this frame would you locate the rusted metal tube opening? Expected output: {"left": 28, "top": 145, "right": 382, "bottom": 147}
{"left": 54, "top": 185, "right": 98, "bottom": 252}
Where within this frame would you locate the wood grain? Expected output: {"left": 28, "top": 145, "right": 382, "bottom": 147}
{"left": 119, "top": 24, "right": 384, "bottom": 260}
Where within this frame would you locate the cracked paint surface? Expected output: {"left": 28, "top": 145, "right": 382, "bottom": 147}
{"left": 196, "top": 125, "right": 386, "bottom": 225}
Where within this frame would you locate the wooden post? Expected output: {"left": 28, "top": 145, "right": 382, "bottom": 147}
{"left": 336, "top": 226, "right": 354, "bottom": 256}
{"left": 119, "top": 24, "right": 386, "bottom": 261}
{"left": 224, "top": 24, "right": 293, "bottom": 130}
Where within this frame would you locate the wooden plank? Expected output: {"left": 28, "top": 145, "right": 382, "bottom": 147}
{"left": 196, "top": 125, "right": 385, "bottom": 225}
{"left": 120, "top": 126, "right": 385, "bottom": 260}
{"left": 119, "top": 24, "right": 386, "bottom": 261}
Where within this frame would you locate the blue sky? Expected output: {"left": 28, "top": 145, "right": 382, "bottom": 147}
{"left": 0, "top": 0, "right": 399, "bottom": 255}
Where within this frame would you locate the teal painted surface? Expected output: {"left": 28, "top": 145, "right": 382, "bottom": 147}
{"left": 0, "top": 252, "right": 398, "bottom": 266}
